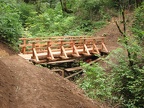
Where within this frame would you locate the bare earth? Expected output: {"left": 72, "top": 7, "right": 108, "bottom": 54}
{"left": 0, "top": 20, "right": 121, "bottom": 108}
{"left": 0, "top": 42, "right": 100, "bottom": 108}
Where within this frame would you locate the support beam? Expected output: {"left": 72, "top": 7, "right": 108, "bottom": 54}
{"left": 83, "top": 44, "right": 91, "bottom": 55}
{"left": 102, "top": 42, "right": 108, "bottom": 53}
{"left": 93, "top": 43, "right": 100, "bottom": 55}
{"left": 72, "top": 45, "right": 80, "bottom": 57}
{"left": 47, "top": 47, "right": 55, "bottom": 60}
{"left": 33, "top": 48, "right": 39, "bottom": 62}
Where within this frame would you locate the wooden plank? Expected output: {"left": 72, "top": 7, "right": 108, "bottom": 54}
{"left": 60, "top": 56, "right": 69, "bottom": 59}
{"left": 18, "top": 53, "right": 32, "bottom": 60}
{"left": 19, "top": 44, "right": 32, "bottom": 47}
{"left": 102, "top": 42, "right": 108, "bottom": 53}
{"left": 88, "top": 58, "right": 101, "bottom": 65}
{"left": 30, "top": 59, "right": 47, "bottom": 64}
{"left": 47, "top": 47, "right": 55, "bottom": 60}
{"left": 93, "top": 44, "right": 100, "bottom": 55}
{"left": 73, "top": 45, "right": 80, "bottom": 57}
{"left": 84, "top": 44, "right": 91, "bottom": 55}
{"left": 65, "top": 66, "right": 82, "bottom": 72}
{"left": 61, "top": 46, "right": 68, "bottom": 58}
{"left": 65, "top": 70, "right": 83, "bottom": 79}
{"left": 82, "top": 53, "right": 91, "bottom": 56}
{"left": 19, "top": 36, "right": 108, "bottom": 60}
{"left": 47, "top": 59, "right": 75, "bottom": 64}
{"left": 72, "top": 54, "right": 81, "bottom": 57}
{"left": 33, "top": 48, "right": 39, "bottom": 61}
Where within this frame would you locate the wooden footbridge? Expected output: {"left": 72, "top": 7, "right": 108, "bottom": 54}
{"left": 19, "top": 36, "right": 109, "bottom": 78}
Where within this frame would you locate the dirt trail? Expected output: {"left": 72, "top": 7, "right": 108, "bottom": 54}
{"left": 94, "top": 19, "right": 122, "bottom": 51}
{"left": 0, "top": 54, "right": 100, "bottom": 108}
{"left": 0, "top": 17, "right": 122, "bottom": 108}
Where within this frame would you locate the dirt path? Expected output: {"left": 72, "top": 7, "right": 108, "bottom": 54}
{"left": 94, "top": 20, "right": 121, "bottom": 51}
{"left": 0, "top": 17, "right": 122, "bottom": 108}
{"left": 0, "top": 55, "right": 100, "bottom": 108}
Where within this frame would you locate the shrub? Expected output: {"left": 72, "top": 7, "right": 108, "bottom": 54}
{"left": 0, "top": 0, "right": 23, "bottom": 47}
{"left": 132, "top": 2, "right": 144, "bottom": 45}
{"left": 77, "top": 63, "right": 114, "bottom": 103}
{"left": 25, "top": 4, "right": 75, "bottom": 36}
{"left": 106, "top": 47, "right": 144, "bottom": 107}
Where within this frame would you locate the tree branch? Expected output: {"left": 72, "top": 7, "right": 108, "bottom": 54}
{"left": 115, "top": 21, "right": 124, "bottom": 36}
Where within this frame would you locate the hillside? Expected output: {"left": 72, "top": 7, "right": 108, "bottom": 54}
{"left": 0, "top": 42, "right": 100, "bottom": 108}
{"left": 0, "top": 19, "right": 122, "bottom": 108}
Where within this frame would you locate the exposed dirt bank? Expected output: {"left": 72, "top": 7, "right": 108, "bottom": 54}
{"left": 0, "top": 55, "right": 99, "bottom": 108}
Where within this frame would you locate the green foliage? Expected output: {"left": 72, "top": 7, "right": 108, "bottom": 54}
{"left": 78, "top": 63, "right": 113, "bottom": 102}
{"left": 18, "top": 2, "right": 36, "bottom": 26}
{"left": 76, "top": 0, "right": 113, "bottom": 21}
{"left": 132, "top": 2, "right": 144, "bottom": 44}
{"left": 78, "top": 3, "right": 144, "bottom": 107}
{"left": 25, "top": 4, "right": 75, "bottom": 36}
{"left": 106, "top": 47, "right": 144, "bottom": 107}
{"left": 0, "top": 0, "right": 23, "bottom": 46}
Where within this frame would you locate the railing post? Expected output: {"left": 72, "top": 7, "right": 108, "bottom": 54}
{"left": 47, "top": 41, "right": 50, "bottom": 57}
{"left": 22, "top": 39, "right": 26, "bottom": 54}
{"left": 32, "top": 42, "right": 35, "bottom": 59}
{"left": 101, "top": 38, "right": 108, "bottom": 52}
{"left": 60, "top": 40, "right": 63, "bottom": 56}
{"left": 72, "top": 40, "right": 74, "bottom": 54}
{"left": 83, "top": 39, "right": 85, "bottom": 53}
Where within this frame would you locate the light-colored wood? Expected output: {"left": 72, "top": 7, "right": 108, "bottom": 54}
{"left": 31, "top": 59, "right": 47, "bottom": 64}
{"left": 102, "top": 42, "right": 108, "bottom": 53}
{"left": 65, "top": 66, "right": 82, "bottom": 72}
{"left": 73, "top": 45, "right": 80, "bottom": 57}
{"left": 19, "top": 36, "right": 108, "bottom": 62}
{"left": 93, "top": 43, "right": 100, "bottom": 55}
{"left": 48, "top": 47, "right": 54, "bottom": 60}
{"left": 60, "top": 56, "right": 69, "bottom": 59}
{"left": 33, "top": 48, "right": 39, "bottom": 61}
{"left": 47, "top": 59, "right": 75, "bottom": 64}
{"left": 61, "top": 46, "right": 68, "bottom": 58}
{"left": 84, "top": 44, "right": 90, "bottom": 55}
{"left": 72, "top": 54, "right": 81, "bottom": 57}
{"left": 65, "top": 70, "right": 83, "bottom": 79}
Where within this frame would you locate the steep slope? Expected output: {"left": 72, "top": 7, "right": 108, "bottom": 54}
{"left": 94, "top": 18, "right": 122, "bottom": 51}
{"left": 0, "top": 42, "right": 15, "bottom": 57}
{"left": 0, "top": 54, "right": 99, "bottom": 108}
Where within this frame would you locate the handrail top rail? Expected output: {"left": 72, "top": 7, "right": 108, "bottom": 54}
{"left": 19, "top": 36, "right": 105, "bottom": 41}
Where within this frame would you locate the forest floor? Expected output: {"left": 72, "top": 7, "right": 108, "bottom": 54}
{"left": 0, "top": 16, "right": 123, "bottom": 108}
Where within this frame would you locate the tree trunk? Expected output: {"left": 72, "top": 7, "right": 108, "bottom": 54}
{"left": 59, "top": 0, "right": 73, "bottom": 13}
{"left": 136, "top": 0, "right": 143, "bottom": 7}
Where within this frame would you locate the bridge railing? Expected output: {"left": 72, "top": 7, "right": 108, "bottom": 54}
{"left": 19, "top": 36, "right": 90, "bottom": 54}
{"left": 19, "top": 36, "right": 108, "bottom": 62}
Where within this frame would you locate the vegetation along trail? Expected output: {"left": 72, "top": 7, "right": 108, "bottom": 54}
{"left": 0, "top": 46, "right": 99, "bottom": 108}
{"left": 0, "top": 0, "right": 144, "bottom": 108}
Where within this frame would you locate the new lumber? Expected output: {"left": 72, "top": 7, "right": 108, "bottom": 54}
{"left": 65, "top": 66, "right": 82, "bottom": 72}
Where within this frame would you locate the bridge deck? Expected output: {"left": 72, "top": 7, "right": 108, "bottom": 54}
{"left": 19, "top": 36, "right": 108, "bottom": 64}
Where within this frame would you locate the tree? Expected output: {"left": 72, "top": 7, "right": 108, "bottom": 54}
{"left": 113, "top": 2, "right": 144, "bottom": 107}
{"left": 59, "top": 0, "right": 73, "bottom": 13}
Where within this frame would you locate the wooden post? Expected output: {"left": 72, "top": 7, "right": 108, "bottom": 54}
{"left": 47, "top": 41, "right": 54, "bottom": 60}
{"left": 83, "top": 39, "right": 85, "bottom": 53}
{"left": 22, "top": 39, "right": 26, "bottom": 54}
{"left": 32, "top": 42, "right": 39, "bottom": 62}
{"left": 93, "top": 39, "right": 100, "bottom": 55}
{"left": 72, "top": 40, "right": 74, "bottom": 54}
{"left": 32, "top": 42, "right": 36, "bottom": 59}
{"left": 101, "top": 38, "right": 108, "bottom": 52}
{"left": 47, "top": 41, "right": 50, "bottom": 57}
{"left": 60, "top": 40, "right": 63, "bottom": 56}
